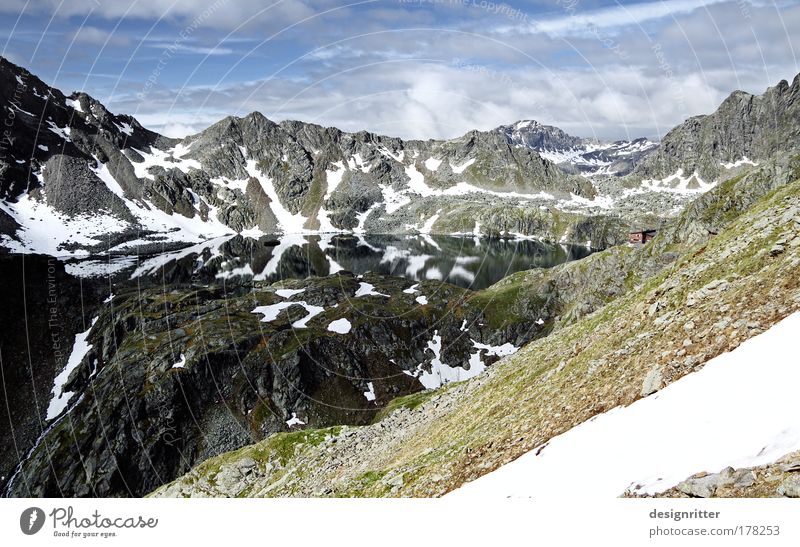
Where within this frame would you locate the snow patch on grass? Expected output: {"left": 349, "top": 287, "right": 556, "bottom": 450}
{"left": 403, "top": 283, "right": 420, "bottom": 294}
{"left": 252, "top": 300, "right": 325, "bottom": 329}
{"left": 413, "top": 331, "right": 493, "bottom": 389}
{"left": 450, "top": 158, "right": 475, "bottom": 174}
{"left": 286, "top": 413, "right": 306, "bottom": 427}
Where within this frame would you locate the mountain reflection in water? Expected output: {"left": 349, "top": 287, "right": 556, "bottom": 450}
{"left": 61, "top": 233, "right": 592, "bottom": 290}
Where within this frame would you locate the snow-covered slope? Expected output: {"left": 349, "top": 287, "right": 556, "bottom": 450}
{"left": 450, "top": 312, "right": 800, "bottom": 498}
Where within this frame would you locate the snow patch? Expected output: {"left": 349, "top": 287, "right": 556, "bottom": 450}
{"left": 450, "top": 158, "right": 475, "bottom": 174}
{"left": 403, "top": 283, "right": 420, "bottom": 294}
{"left": 324, "top": 161, "right": 346, "bottom": 200}
{"left": 451, "top": 313, "right": 800, "bottom": 498}
{"left": 355, "top": 282, "right": 389, "bottom": 298}
{"left": 276, "top": 288, "right": 306, "bottom": 298}
{"left": 65, "top": 98, "right": 83, "bottom": 113}
{"left": 115, "top": 121, "right": 133, "bottom": 136}
{"left": 286, "top": 413, "right": 306, "bottom": 427}
{"left": 251, "top": 301, "right": 325, "bottom": 328}
{"left": 46, "top": 120, "right": 71, "bottom": 142}
{"left": 414, "top": 331, "right": 491, "bottom": 389}
{"left": 245, "top": 159, "right": 310, "bottom": 233}
{"left": 380, "top": 184, "right": 412, "bottom": 214}
{"left": 640, "top": 168, "right": 717, "bottom": 195}
{"left": 424, "top": 157, "right": 442, "bottom": 171}
{"left": 721, "top": 157, "right": 758, "bottom": 169}
{"left": 327, "top": 318, "right": 352, "bottom": 334}
{"left": 0, "top": 192, "right": 130, "bottom": 257}
{"left": 46, "top": 316, "right": 99, "bottom": 420}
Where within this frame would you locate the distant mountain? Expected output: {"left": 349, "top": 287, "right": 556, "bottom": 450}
{"left": 497, "top": 120, "right": 659, "bottom": 177}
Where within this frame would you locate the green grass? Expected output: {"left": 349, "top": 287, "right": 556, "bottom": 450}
{"left": 372, "top": 390, "right": 437, "bottom": 423}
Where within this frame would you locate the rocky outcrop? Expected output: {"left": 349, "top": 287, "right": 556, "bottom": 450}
{"left": 636, "top": 451, "right": 800, "bottom": 498}
{"left": 630, "top": 73, "right": 800, "bottom": 184}
{"left": 38, "top": 155, "right": 135, "bottom": 221}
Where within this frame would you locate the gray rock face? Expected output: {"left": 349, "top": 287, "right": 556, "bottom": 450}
{"left": 6, "top": 55, "right": 798, "bottom": 255}
{"left": 40, "top": 155, "right": 134, "bottom": 222}
{"left": 180, "top": 112, "right": 599, "bottom": 228}
{"left": 676, "top": 467, "right": 759, "bottom": 498}
{"left": 652, "top": 153, "right": 800, "bottom": 251}
{"left": 777, "top": 476, "right": 800, "bottom": 497}
{"left": 630, "top": 73, "right": 800, "bottom": 183}
{"left": 641, "top": 367, "right": 663, "bottom": 396}
{"left": 0, "top": 56, "right": 170, "bottom": 202}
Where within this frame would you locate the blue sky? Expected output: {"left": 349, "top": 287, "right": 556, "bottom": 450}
{"left": 2, "top": 0, "right": 799, "bottom": 140}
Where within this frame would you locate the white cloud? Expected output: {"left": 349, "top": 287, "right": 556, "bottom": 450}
{"left": 14, "top": 0, "right": 797, "bottom": 143}
{"left": 145, "top": 42, "right": 235, "bottom": 55}
{"left": 71, "top": 25, "right": 130, "bottom": 46}
{"left": 519, "top": 0, "right": 733, "bottom": 37}
{"left": 114, "top": 60, "right": 751, "bottom": 142}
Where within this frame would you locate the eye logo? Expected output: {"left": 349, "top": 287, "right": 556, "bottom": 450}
{"left": 20, "top": 507, "right": 45, "bottom": 535}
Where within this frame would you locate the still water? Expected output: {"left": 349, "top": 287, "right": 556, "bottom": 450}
{"left": 60, "top": 233, "right": 592, "bottom": 290}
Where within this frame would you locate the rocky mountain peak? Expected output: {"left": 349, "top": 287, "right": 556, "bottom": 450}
{"left": 629, "top": 70, "right": 800, "bottom": 185}
{"left": 496, "top": 118, "right": 657, "bottom": 177}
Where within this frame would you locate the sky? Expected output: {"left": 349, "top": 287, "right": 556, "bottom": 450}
{"left": 1, "top": 0, "right": 799, "bottom": 141}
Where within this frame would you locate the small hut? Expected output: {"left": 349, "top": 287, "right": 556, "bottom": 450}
{"left": 628, "top": 229, "right": 657, "bottom": 244}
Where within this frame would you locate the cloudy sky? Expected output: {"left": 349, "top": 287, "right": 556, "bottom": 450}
{"left": 2, "top": 0, "right": 799, "bottom": 141}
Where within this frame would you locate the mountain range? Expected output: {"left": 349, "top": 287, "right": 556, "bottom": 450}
{"left": 3, "top": 56, "right": 797, "bottom": 257}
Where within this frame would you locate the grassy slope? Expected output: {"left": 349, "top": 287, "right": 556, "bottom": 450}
{"left": 151, "top": 177, "right": 800, "bottom": 498}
